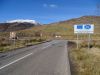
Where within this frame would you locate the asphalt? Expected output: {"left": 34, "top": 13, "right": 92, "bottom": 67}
{"left": 0, "top": 40, "right": 71, "bottom": 75}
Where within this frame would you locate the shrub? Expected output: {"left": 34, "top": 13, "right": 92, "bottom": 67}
{"left": 0, "top": 42, "right": 10, "bottom": 47}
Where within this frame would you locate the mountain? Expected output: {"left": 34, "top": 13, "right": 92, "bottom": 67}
{"left": 21, "top": 16, "right": 100, "bottom": 39}
{"left": 55, "top": 16, "right": 100, "bottom": 25}
{"left": 0, "top": 16, "right": 100, "bottom": 39}
{"left": 40, "top": 16, "right": 100, "bottom": 35}
{"left": 0, "top": 19, "right": 39, "bottom": 32}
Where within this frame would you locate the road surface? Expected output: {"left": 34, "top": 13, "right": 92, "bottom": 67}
{"left": 0, "top": 40, "right": 71, "bottom": 75}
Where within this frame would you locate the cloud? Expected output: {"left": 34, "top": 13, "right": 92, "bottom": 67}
{"left": 43, "top": 4, "right": 58, "bottom": 8}
{"left": 49, "top": 4, "right": 58, "bottom": 8}
{"left": 43, "top": 4, "right": 48, "bottom": 7}
{"left": 49, "top": 4, "right": 57, "bottom": 8}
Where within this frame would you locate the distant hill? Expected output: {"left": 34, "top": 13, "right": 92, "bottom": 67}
{"left": 0, "top": 16, "right": 100, "bottom": 39}
{"left": 26, "top": 16, "right": 100, "bottom": 38}
{"left": 33, "top": 16, "right": 100, "bottom": 35}
{"left": 0, "top": 19, "right": 39, "bottom": 32}
{"left": 55, "top": 16, "right": 100, "bottom": 25}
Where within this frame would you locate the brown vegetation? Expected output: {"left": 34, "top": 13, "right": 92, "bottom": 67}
{"left": 68, "top": 40, "right": 100, "bottom": 75}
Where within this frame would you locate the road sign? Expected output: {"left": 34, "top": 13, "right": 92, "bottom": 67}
{"left": 74, "top": 24, "right": 94, "bottom": 49}
{"left": 74, "top": 24, "right": 94, "bottom": 34}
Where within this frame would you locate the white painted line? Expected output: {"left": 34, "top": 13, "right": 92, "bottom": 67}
{"left": 41, "top": 41, "right": 59, "bottom": 49}
{"left": 42, "top": 45, "right": 51, "bottom": 49}
{"left": 0, "top": 53, "right": 33, "bottom": 70}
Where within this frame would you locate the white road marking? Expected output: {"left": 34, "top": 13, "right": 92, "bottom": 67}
{"left": 42, "top": 45, "right": 51, "bottom": 49}
{"left": 0, "top": 41, "right": 60, "bottom": 70}
{"left": 41, "top": 41, "right": 60, "bottom": 49}
{"left": 0, "top": 53, "right": 33, "bottom": 70}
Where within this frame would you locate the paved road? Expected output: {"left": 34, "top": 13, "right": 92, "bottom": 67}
{"left": 0, "top": 40, "right": 71, "bottom": 75}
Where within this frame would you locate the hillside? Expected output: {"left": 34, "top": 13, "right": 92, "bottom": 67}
{"left": 26, "top": 16, "right": 100, "bottom": 34}
{"left": 43, "top": 16, "right": 100, "bottom": 34}
{"left": 0, "top": 16, "right": 100, "bottom": 39}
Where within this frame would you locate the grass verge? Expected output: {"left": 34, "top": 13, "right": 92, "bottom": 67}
{"left": 0, "top": 38, "right": 46, "bottom": 53}
{"left": 68, "top": 41, "right": 100, "bottom": 75}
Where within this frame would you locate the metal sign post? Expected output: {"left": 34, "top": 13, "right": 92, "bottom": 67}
{"left": 77, "top": 33, "right": 79, "bottom": 49}
{"left": 88, "top": 33, "right": 91, "bottom": 50}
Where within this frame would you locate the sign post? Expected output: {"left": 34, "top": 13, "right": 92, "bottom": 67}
{"left": 88, "top": 33, "right": 91, "bottom": 50}
{"left": 77, "top": 33, "right": 79, "bottom": 49}
{"left": 74, "top": 24, "right": 94, "bottom": 49}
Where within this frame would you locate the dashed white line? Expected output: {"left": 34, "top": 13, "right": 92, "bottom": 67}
{"left": 0, "top": 53, "right": 33, "bottom": 70}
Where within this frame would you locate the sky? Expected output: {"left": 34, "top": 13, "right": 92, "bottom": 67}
{"left": 0, "top": 0, "right": 99, "bottom": 24}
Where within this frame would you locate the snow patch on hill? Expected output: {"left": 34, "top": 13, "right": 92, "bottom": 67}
{"left": 7, "top": 19, "right": 38, "bottom": 24}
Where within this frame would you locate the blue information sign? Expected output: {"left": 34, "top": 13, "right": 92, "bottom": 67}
{"left": 74, "top": 24, "right": 94, "bottom": 34}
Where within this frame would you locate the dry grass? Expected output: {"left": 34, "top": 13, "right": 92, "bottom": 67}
{"left": 68, "top": 41, "right": 100, "bottom": 75}
{"left": 0, "top": 38, "right": 45, "bottom": 53}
